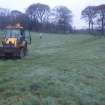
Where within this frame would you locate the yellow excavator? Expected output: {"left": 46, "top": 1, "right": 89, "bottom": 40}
{"left": 0, "top": 24, "right": 31, "bottom": 58}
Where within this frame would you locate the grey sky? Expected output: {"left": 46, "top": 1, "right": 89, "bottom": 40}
{"left": 0, "top": 0, "right": 105, "bottom": 29}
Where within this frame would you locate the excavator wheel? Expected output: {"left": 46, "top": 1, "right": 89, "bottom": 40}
{"left": 19, "top": 48, "right": 25, "bottom": 59}
{"left": 18, "top": 42, "right": 27, "bottom": 59}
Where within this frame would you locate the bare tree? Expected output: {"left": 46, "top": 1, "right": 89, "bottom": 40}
{"left": 81, "top": 6, "right": 97, "bottom": 32}
{"left": 0, "top": 8, "right": 10, "bottom": 29}
{"left": 95, "top": 5, "right": 105, "bottom": 34}
{"left": 10, "top": 10, "right": 22, "bottom": 25}
{"left": 52, "top": 6, "right": 72, "bottom": 33}
{"left": 26, "top": 3, "right": 50, "bottom": 31}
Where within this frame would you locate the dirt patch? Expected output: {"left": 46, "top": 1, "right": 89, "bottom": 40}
{"left": 30, "top": 83, "right": 41, "bottom": 92}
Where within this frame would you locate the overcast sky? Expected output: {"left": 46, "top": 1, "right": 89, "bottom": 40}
{"left": 0, "top": 0, "right": 105, "bottom": 29}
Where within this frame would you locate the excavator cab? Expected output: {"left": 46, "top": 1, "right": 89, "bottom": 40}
{"left": 0, "top": 24, "right": 31, "bottom": 58}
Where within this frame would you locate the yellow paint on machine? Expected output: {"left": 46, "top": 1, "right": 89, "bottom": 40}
{"left": 6, "top": 38, "right": 17, "bottom": 47}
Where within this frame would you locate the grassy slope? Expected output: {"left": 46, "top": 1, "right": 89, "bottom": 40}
{"left": 0, "top": 33, "right": 105, "bottom": 105}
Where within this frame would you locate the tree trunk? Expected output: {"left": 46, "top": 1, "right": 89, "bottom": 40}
{"left": 89, "top": 21, "right": 91, "bottom": 33}
{"left": 101, "top": 17, "right": 104, "bottom": 34}
{"left": 91, "top": 22, "right": 94, "bottom": 33}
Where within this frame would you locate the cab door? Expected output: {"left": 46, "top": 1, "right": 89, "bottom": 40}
{"left": 25, "top": 31, "right": 31, "bottom": 44}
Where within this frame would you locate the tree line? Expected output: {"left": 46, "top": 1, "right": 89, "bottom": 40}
{"left": 0, "top": 3, "right": 105, "bottom": 35}
{"left": 0, "top": 3, "right": 72, "bottom": 33}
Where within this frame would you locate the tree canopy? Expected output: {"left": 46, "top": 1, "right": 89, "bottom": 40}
{"left": 81, "top": 4, "right": 105, "bottom": 34}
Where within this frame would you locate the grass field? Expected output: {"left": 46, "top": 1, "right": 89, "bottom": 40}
{"left": 0, "top": 33, "right": 105, "bottom": 105}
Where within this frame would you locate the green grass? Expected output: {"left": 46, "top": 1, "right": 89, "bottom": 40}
{"left": 0, "top": 33, "right": 105, "bottom": 105}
